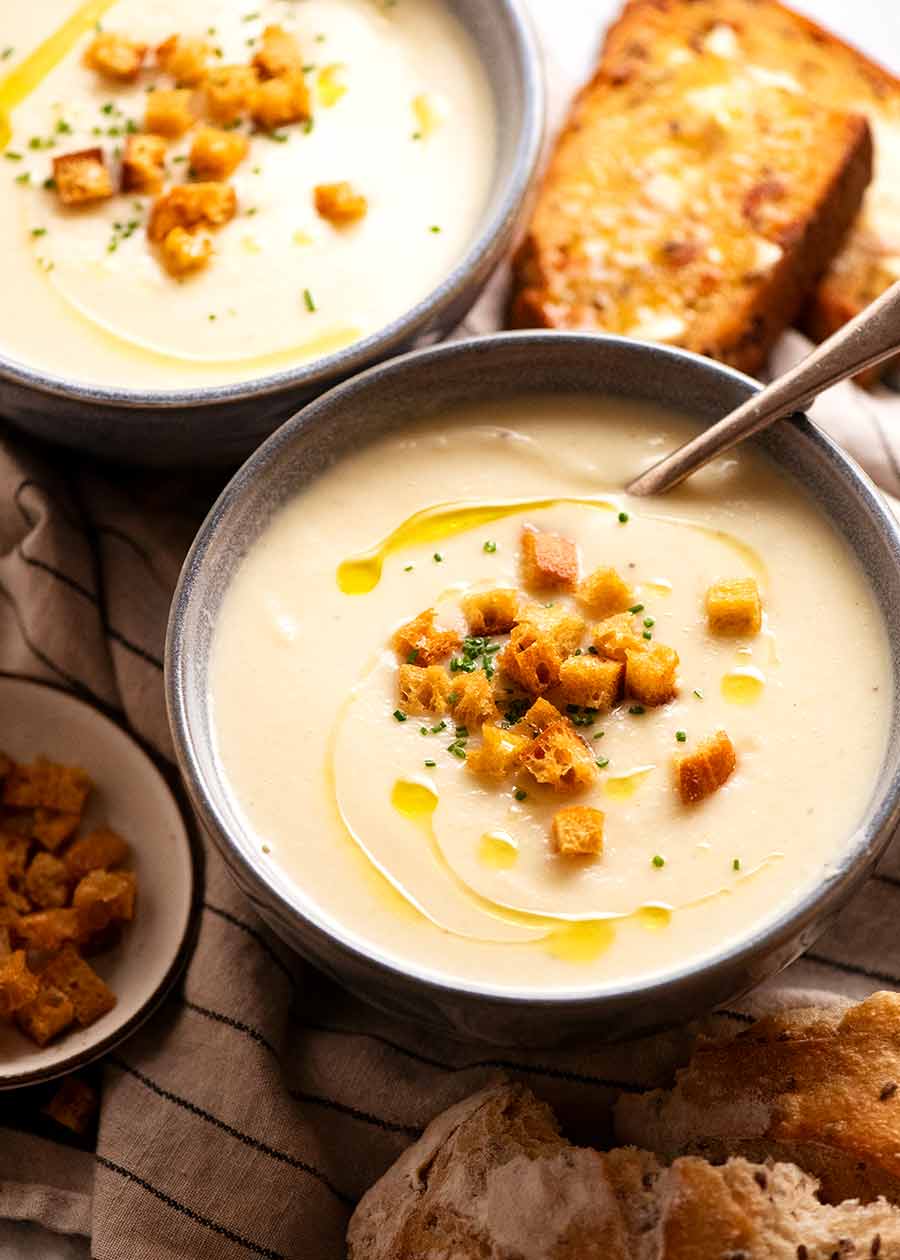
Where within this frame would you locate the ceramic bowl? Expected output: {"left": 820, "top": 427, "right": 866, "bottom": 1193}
{"left": 0, "top": 676, "right": 199, "bottom": 1087}
{"left": 166, "top": 332, "right": 900, "bottom": 1045}
{"left": 0, "top": 1, "right": 543, "bottom": 469}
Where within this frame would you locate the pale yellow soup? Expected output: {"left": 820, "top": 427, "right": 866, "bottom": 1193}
{"left": 210, "top": 398, "right": 891, "bottom": 992}
{"left": 0, "top": 0, "right": 494, "bottom": 388}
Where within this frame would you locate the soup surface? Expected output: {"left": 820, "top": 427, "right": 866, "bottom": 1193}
{"left": 0, "top": 0, "right": 494, "bottom": 388}
{"left": 210, "top": 398, "right": 891, "bottom": 992}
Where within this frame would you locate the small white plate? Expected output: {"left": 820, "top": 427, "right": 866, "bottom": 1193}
{"left": 0, "top": 675, "right": 198, "bottom": 1088}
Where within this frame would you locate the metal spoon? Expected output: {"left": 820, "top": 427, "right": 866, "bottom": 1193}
{"left": 627, "top": 278, "right": 900, "bottom": 497}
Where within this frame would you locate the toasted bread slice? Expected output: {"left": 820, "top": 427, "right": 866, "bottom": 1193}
{"left": 510, "top": 2, "right": 873, "bottom": 376}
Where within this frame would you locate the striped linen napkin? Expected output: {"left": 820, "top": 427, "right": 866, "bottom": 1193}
{"left": 3, "top": 2, "right": 900, "bottom": 1257}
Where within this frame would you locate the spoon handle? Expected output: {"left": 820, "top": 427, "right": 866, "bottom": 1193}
{"left": 627, "top": 278, "right": 900, "bottom": 497}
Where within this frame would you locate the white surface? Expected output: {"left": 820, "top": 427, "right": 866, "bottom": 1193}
{"left": 0, "top": 678, "right": 194, "bottom": 1087}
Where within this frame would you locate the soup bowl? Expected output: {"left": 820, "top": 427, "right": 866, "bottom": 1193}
{"left": 0, "top": 1, "right": 542, "bottom": 469}
{"left": 166, "top": 332, "right": 900, "bottom": 1045}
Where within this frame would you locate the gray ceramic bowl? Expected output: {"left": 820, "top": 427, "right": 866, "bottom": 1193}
{"left": 0, "top": 2, "right": 543, "bottom": 469}
{"left": 166, "top": 332, "right": 900, "bottom": 1046}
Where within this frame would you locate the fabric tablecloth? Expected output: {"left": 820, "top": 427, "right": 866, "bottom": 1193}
{"left": 3, "top": 2, "right": 900, "bottom": 1257}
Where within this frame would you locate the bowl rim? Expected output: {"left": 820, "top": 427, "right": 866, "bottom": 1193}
{"left": 166, "top": 330, "right": 900, "bottom": 1010}
{"left": 0, "top": 0, "right": 544, "bottom": 414}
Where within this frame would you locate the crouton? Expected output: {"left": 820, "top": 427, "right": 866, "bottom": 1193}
{"left": 625, "top": 643, "right": 679, "bottom": 707}
{"left": 25, "top": 852, "right": 70, "bottom": 911}
{"left": 314, "top": 181, "right": 368, "bottom": 225}
{"left": 466, "top": 724, "right": 529, "bottom": 779}
{"left": 64, "top": 828, "right": 129, "bottom": 883}
{"left": 521, "top": 718, "right": 598, "bottom": 792}
{"left": 159, "top": 225, "right": 213, "bottom": 276}
{"left": 156, "top": 34, "right": 210, "bottom": 85}
{"left": 558, "top": 655, "right": 624, "bottom": 711}
{"left": 397, "top": 664, "right": 451, "bottom": 716}
{"left": 1, "top": 833, "right": 30, "bottom": 888}
{"left": 145, "top": 87, "right": 197, "bottom": 138}
{"left": 41, "top": 1076, "right": 98, "bottom": 1132}
{"left": 251, "top": 70, "right": 311, "bottom": 130}
{"left": 517, "top": 603, "right": 585, "bottom": 656}
{"left": 148, "top": 182, "right": 236, "bottom": 241}
{"left": 513, "top": 697, "right": 561, "bottom": 736}
{"left": 3, "top": 759, "right": 91, "bottom": 814}
{"left": 391, "top": 609, "right": 460, "bottom": 666}
{"left": 204, "top": 64, "right": 259, "bottom": 124}
{"left": 40, "top": 944, "right": 116, "bottom": 1027}
{"left": 51, "top": 149, "right": 113, "bottom": 206}
{"left": 16, "top": 985, "right": 75, "bottom": 1047}
{"left": 499, "top": 623, "right": 562, "bottom": 694}
{"left": 593, "top": 613, "right": 646, "bottom": 662}
{"left": 705, "top": 578, "right": 762, "bottom": 636}
{"left": 520, "top": 526, "right": 579, "bottom": 591}
{"left": 252, "top": 25, "right": 303, "bottom": 79}
{"left": 121, "top": 132, "right": 167, "bottom": 195}
{"left": 190, "top": 125, "right": 249, "bottom": 180}
{"left": 576, "top": 566, "right": 633, "bottom": 618}
{"left": 675, "top": 730, "right": 737, "bottom": 805}
{"left": 73, "top": 869, "right": 136, "bottom": 934}
{"left": 461, "top": 589, "right": 519, "bottom": 637}
{"left": 14, "top": 909, "right": 83, "bottom": 952}
{"left": 450, "top": 672, "right": 499, "bottom": 731}
{"left": 83, "top": 32, "right": 146, "bottom": 82}
{"left": 0, "top": 951, "right": 39, "bottom": 1017}
{"left": 32, "top": 809, "right": 80, "bottom": 852}
{"left": 552, "top": 805, "right": 604, "bottom": 857}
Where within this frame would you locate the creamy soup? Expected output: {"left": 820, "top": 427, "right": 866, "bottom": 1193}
{"left": 0, "top": 0, "right": 494, "bottom": 389}
{"left": 210, "top": 399, "right": 891, "bottom": 992}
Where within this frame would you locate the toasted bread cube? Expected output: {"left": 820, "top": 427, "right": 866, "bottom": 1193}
{"left": 51, "top": 148, "right": 114, "bottom": 206}
{"left": 500, "top": 623, "right": 562, "bottom": 694}
{"left": 84, "top": 32, "right": 146, "bottom": 82}
{"left": 513, "top": 697, "right": 562, "bottom": 736}
{"left": 1, "top": 834, "right": 30, "bottom": 885}
{"left": 558, "top": 655, "right": 624, "bottom": 711}
{"left": 466, "top": 724, "right": 529, "bottom": 779}
{"left": 314, "top": 181, "right": 368, "bottom": 225}
{"left": 675, "top": 730, "right": 737, "bottom": 805}
{"left": 576, "top": 567, "right": 633, "bottom": 618}
{"left": 25, "top": 852, "right": 70, "bottom": 911}
{"left": 204, "top": 64, "right": 259, "bottom": 124}
{"left": 0, "top": 951, "right": 39, "bottom": 1017}
{"left": 450, "top": 672, "right": 499, "bottom": 731}
{"left": 40, "top": 944, "right": 116, "bottom": 1027}
{"left": 64, "top": 828, "right": 129, "bottom": 883}
{"left": 552, "top": 805, "right": 604, "bottom": 857}
{"left": 251, "top": 70, "right": 311, "bottom": 130}
{"left": 148, "top": 182, "right": 236, "bottom": 241}
{"left": 461, "top": 589, "right": 519, "bottom": 636}
{"left": 520, "top": 526, "right": 579, "bottom": 591}
{"left": 253, "top": 25, "right": 303, "bottom": 79}
{"left": 391, "top": 608, "right": 460, "bottom": 666}
{"left": 625, "top": 643, "right": 679, "bottom": 706}
{"left": 159, "top": 225, "right": 213, "bottom": 276}
{"left": 73, "top": 869, "right": 136, "bottom": 934}
{"left": 145, "top": 87, "right": 197, "bottom": 138}
{"left": 120, "top": 132, "right": 167, "bottom": 195}
{"left": 516, "top": 603, "right": 585, "bottom": 657}
{"left": 396, "top": 664, "right": 451, "bottom": 716}
{"left": 190, "top": 125, "right": 249, "bottom": 180}
{"left": 3, "top": 759, "right": 91, "bottom": 813}
{"left": 705, "top": 578, "right": 762, "bottom": 636}
{"left": 42, "top": 1076, "right": 98, "bottom": 1131}
{"left": 16, "top": 984, "right": 75, "bottom": 1047}
{"left": 521, "top": 718, "right": 598, "bottom": 792}
{"left": 592, "top": 613, "right": 646, "bottom": 662}
{"left": 31, "top": 809, "right": 80, "bottom": 853}
{"left": 156, "top": 34, "right": 210, "bottom": 85}
{"left": 14, "top": 908, "right": 83, "bottom": 952}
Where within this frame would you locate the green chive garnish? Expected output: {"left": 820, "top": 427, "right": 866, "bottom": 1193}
{"left": 483, "top": 540, "right": 497, "bottom": 553}
{"left": 303, "top": 288, "right": 316, "bottom": 311}
{"left": 652, "top": 855, "right": 665, "bottom": 868}
{"left": 618, "top": 511, "right": 629, "bottom": 524}
{"left": 676, "top": 730, "right": 687, "bottom": 742}
{"left": 392, "top": 709, "right": 407, "bottom": 722}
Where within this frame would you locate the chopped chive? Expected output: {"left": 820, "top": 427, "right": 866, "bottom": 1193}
{"left": 411, "top": 130, "right": 422, "bottom": 140}
{"left": 4, "top": 151, "right": 22, "bottom": 161}
{"left": 652, "top": 854, "right": 665, "bottom": 868}
{"left": 693, "top": 688, "right": 703, "bottom": 699}
{"left": 1, "top": 47, "right": 14, "bottom": 60}
{"left": 419, "top": 726, "right": 428, "bottom": 735}
{"left": 588, "top": 645, "right": 599, "bottom": 655}
{"left": 618, "top": 511, "right": 629, "bottom": 524}
{"left": 302, "top": 117, "right": 315, "bottom": 134}
{"left": 101, "top": 102, "right": 114, "bottom": 115}
{"left": 628, "top": 704, "right": 645, "bottom": 715}
{"left": 269, "top": 131, "right": 289, "bottom": 143}
{"left": 675, "top": 730, "right": 687, "bottom": 742}
{"left": 643, "top": 616, "right": 655, "bottom": 628}
{"left": 424, "top": 759, "right": 436, "bottom": 767}
{"left": 392, "top": 709, "right": 407, "bottom": 722}
{"left": 514, "top": 788, "right": 527, "bottom": 801}
{"left": 483, "top": 540, "right": 497, "bottom": 553}
{"left": 593, "top": 731, "right": 605, "bottom": 740}
{"left": 433, "top": 552, "right": 443, "bottom": 563}
{"left": 596, "top": 757, "right": 609, "bottom": 769}
{"left": 403, "top": 564, "right": 413, "bottom": 572}
{"left": 628, "top": 603, "right": 644, "bottom": 614}
{"left": 42, "top": 177, "right": 56, "bottom": 190}
{"left": 242, "top": 10, "right": 261, "bottom": 19}
{"left": 55, "top": 118, "right": 71, "bottom": 134}
{"left": 429, "top": 224, "right": 441, "bottom": 233}
{"left": 642, "top": 630, "right": 652, "bottom": 640}
{"left": 430, "top": 720, "right": 447, "bottom": 733}
{"left": 406, "top": 649, "right": 419, "bottom": 664}
{"left": 446, "top": 693, "right": 458, "bottom": 706}
{"left": 732, "top": 858, "right": 741, "bottom": 871}
{"left": 303, "top": 287, "right": 316, "bottom": 311}
{"left": 30, "top": 227, "right": 46, "bottom": 237}
{"left": 14, "top": 172, "right": 29, "bottom": 184}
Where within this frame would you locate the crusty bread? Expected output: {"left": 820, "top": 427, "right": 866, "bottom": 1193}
{"left": 348, "top": 1082, "right": 900, "bottom": 1259}
{"left": 616, "top": 991, "right": 900, "bottom": 1207}
{"left": 510, "top": 0, "right": 874, "bottom": 376}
